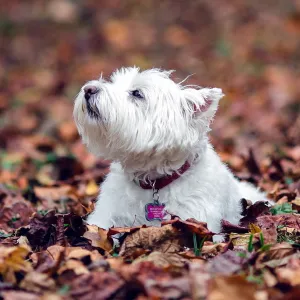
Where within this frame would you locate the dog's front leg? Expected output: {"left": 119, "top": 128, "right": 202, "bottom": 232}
{"left": 87, "top": 196, "right": 114, "bottom": 229}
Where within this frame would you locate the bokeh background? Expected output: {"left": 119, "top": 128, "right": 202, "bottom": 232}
{"left": 0, "top": 0, "right": 299, "bottom": 216}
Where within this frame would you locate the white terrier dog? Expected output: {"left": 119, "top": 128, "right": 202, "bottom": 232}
{"left": 74, "top": 67, "right": 267, "bottom": 238}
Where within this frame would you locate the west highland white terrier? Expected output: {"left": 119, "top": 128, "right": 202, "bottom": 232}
{"left": 74, "top": 67, "right": 268, "bottom": 238}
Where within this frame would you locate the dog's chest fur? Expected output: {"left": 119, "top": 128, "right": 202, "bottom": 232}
{"left": 87, "top": 145, "right": 265, "bottom": 234}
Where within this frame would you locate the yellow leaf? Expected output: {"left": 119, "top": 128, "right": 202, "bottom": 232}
{"left": 249, "top": 223, "right": 261, "bottom": 234}
{"left": 0, "top": 246, "right": 32, "bottom": 283}
{"left": 85, "top": 180, "right": 99, "bottom": 196}
{"left": 229, "top": 233, "right": 251, "bottom": 247}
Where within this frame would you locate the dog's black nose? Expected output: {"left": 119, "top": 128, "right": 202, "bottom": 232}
{"left": 84, "top": 85, "right": 99, "bottom": 101}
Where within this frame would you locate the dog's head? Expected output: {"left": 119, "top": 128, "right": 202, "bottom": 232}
{"left": 74, "top": 67, "right": 224, "bottom": 174}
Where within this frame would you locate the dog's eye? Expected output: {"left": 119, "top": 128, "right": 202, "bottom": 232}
{"left": 131, "top": 90, "right": 144, "bottom": 99}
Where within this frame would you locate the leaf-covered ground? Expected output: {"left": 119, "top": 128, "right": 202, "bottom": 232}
{"left": 0, "top": 1, "right": 300, "bottom": 299}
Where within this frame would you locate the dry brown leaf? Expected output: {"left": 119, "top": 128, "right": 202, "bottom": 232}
{"left": 66, "top": 247, "right": 102, "bottom": 261}
{"left": 263, "top": 269, "right": 277, "bottom": 287}
{"left": 291, "top": 197, "right": 300, "bottom": 212}
{"left": 208, "top": 275, "right": 257, "bottom": 300}
{"left": 102, "top": 19, "right": 131, "bottom": 50}
{"left": 58, "top": 120, "right": 78, "bottom": 142}
{"left": 143, "top": 276, "right": 191, "bottom": 299}
{"left": 108, "top": 225, "right": 146, "bottom": 236}
{"left": 255, "top": 214, "right": 300, "bottom": 244}
{"left": 276, "top": 266, "right": 300, "bottom": 286}
{"left": 69, "top": 271, "right": 125, "bottom": 299}
{"left": 0, "top": 291, "right": 40, "bottom": 300}
{"left": 20, "top": 271, "right": 56, "bottom": 293}
{"left": 189, "top": 262, "right": 211, "bottom": 299}
{"left": 58, "top": 259, "right": 89, "bottom": 275}
{"left": 164, "top": 25, "right": 191, "bottom": 47}
{"left": 133, "top": 251, "right": 188, "bottom": 268}
{"left": 119, "top": 224, "right": 188, "bottom": 258}
{"left": 200, "top": 242, "right": 228, "bottom": 258}
{"left": 83, "top": 225, "right": 113, "bottom": 252}
{"left": 105, "top": 257, "right": 125, "bottom": 271}
{"left": 209, "top": 250, "right": 249, "bottom": 275}
{"left": 179, "top": 242, "right": 227, "bottom": 260}
{"left": 30, "top": 245, "right": 65, "bottom": 274}
{"left": 256, "top": 243, "right": 298, "bottom": 269}
{"left": 40, "top": 294, "right": 63, "bottom": 300}
{"left": 258, "top": 253, "right": 300, "bottom": 269}
{"left": 34, "top": 185, "right": 73, "bottom": 201}
{"left": 0, "top": 195, "right": 34, "bottom": 232}
{"left": 31, "top": 245, "right": 65, "bottom": 266}
{"left": 260, "top": 242, "right": 295, "bottom": 260}
{"left": 0, "top": 246, "right": 32, "bottom": 283}
{"left": 229, "top": 233, "right": 252, "bottom": 249}
{"left": 163, "top": 217, "right": 214, "bottom": 237}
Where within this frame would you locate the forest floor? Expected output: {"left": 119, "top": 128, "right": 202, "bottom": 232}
{"left": 0, "top": 1, "right": 300, "bottom": 299}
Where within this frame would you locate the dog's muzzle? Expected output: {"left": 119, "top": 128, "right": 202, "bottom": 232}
{"left": 84, "top": 85, "right": 99, "bottom": 101}
{"left": 83, "top": 85, "right": 101, "bottom": 119}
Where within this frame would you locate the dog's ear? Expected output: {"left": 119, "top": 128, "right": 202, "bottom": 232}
{"left": 183, "top": 87, "right": 224, "bottom": 121}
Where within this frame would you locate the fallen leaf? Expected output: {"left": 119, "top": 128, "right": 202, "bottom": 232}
{"left": 256, "top": 215, "right": 278, "bottom": 244}
{"left": 26, "top": 210, "right": 58, "bottom": 250}
{"left": 276, "top": 266, "right": 300, "bottom": 286}
{"left": 66, "top": 247, "right": 102, "bottom": 262}
{"left": 221, "top": 219, "right": 248, "bottom": 234}
{"left": 240, "top": 201, "right": 271, "bottom": 227}
{"left": 34, "top": 186, "right": 73, "bottom": 201}
{"left": 256, "top": 243, "right": 296, "bottom": 269}
{"left": 16, "top": 236, "right": 32, "bottom": 251}
{"left": 85, "top": 180, "right": 99, "bottom": 196}
{"left": 200, "top": 242, "right": 228, "bottom": 259}
{"left": 133, "top": 251, "right": 188, "bottom": 268}
{"left": 163, "top": 217, "right": 214, "bottom": 237}
{"left": 30, "top": 245, "right": 65, "bottom": 274}
{"left": 144, "top": 276, "right": 191, "bottom": 299}
{"left": 209, "top": 250, "right": 250, "bottom": 275}
{"left": 0, "top": 190, "right": 34, "bottom": 232}
{"left": 257, "top": 214, "right": 300, "bottom": 229}
{"left": 69, "top": 271, "right": 125, "bottom": 299}
{"left": 26, "top": 211, "right": 88, "bottom": 250}
{"left": 189, "top": 262, "right": 211, "bottom": 299}
{"left": 291, "top": 197, "right": 300, "bottom": 212}
{"left": 119, "top": 224, "right": 188, "bottom": 258}
{"left": 0, "top": 291, "right": 40, "bottom": 300}
{"left": 0, "top": 246, "right": 32, "bottom": 283}
{"left": 259, "top": 253, "right": 300, "bottom": 269}
{"left": 58, "top": 259, "right": 89, "bottom": 276}
{"left": 20, "top": 271, "right": 56, "bottom": 293}
{"left": 108, "top": 225, "right": 147, "bottom": 237}
{"left": 57, "top": 120, "right": 78, "bottom": 142}
{"left": 207, "top": 275, "right": 257, "bottom": 300}
{"left": 229, "top": 233, "right": 255, "bottom": 249}
{"left": 83, "top": 225, "right": 113, "bottom": 252}
{"left": 249, "top": 223, "right": 261, "bottom": 234}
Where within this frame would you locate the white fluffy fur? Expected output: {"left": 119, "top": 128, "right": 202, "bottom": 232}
{"left": 74, "top": 67, "right": 267, "bottom": 238}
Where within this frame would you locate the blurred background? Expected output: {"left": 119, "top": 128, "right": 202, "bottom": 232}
{"left": 0, "top": 0, "right": 299, "bottom": 217}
